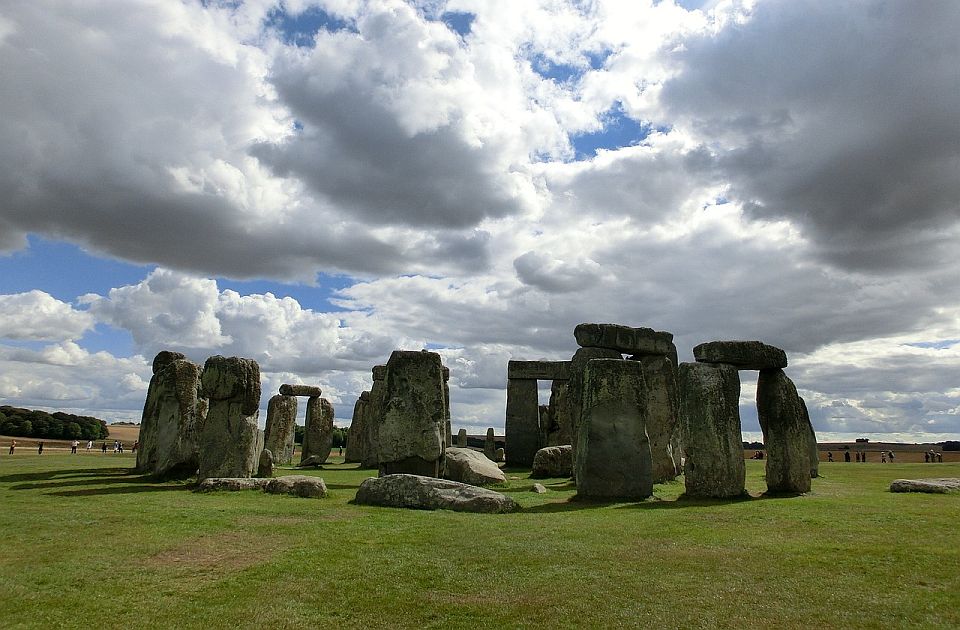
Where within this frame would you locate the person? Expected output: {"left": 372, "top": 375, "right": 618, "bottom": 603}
{"left": 827, "top": 451, "right": 834, "bottom": 462}
{"left": 924, "top": 451, "right": 930, "bottom": 463}
{"left": 8, "top": 439, "right": 15, "bottom": 455}
{"left": 38, "top": 441, "right": 44, "bottom": 455}
{"left": 844, "top": 450, "right": 851, "bottom": 462}
{"left": 132, "top": 440, "right": 138, "bottom": 453}
{"left": 889, "top": 451, "right": 895, "bottom": 463}
{"left": 936, "top": 452, "right": 943, "bottom": 463}
{"left": 339, "top": 446, "right": 343, "bottom": 456}
{"left": 86, "top": 440, "right": 93, "bottom": 451}
{"left": 101, "top": 441, "right": 108, "bottom": 454}
{"left": 862, "top": 451, "right": 867, "bottom": 462}
{"left": 881, "top": 451, "right": 886, "bottom": 463}
{"left": 118, "top": 442, "right": 123, "bottom": 454}
{"left": 71, "top": 439, "right": 79, "bottom": 454}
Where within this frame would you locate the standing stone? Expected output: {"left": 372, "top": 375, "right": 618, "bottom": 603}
{"left": 345, "top": 393, "right": 368, "bottom": 464}
{"left": 575, "top": 359, "right": 653, "bottom": 500}
{"left": 635, "top": 355, "right": 682, "bottom": 483}
{"left": 494, "top": 447, "right": 505, "bottom": 463}
{"left": 363, "top": 366, "right": 387, "bottom": 469}
{"left": 538, "top": 404, "right": 550, "bottom": 450}
{"left": 263, "top": 394, "right": 297, "bottom": 466}
{"left": 574, "top": 323, "right": 676, "bottom": 356}
{"left": 442, "top": 366, "right": 452, "bottom": 447}
{"left": 562, "top": 347, "right": 621, "bottom": 467}
{"left": 456, "top": 428, "right": 467, "bottom": 447}
{"left": 301, "top": 397, "right": 334, "bottom": 465}
{"left": 547, "top": 380, "right": 570, "bottom": 446}
{"left": 137, "top": 353, "right": 205, "bottom": 477}
{"left": 484, "top": 428, "right": 496, "bottom": 461}
{"left": 377, "top": 350, "right": 446, "bottom": 477}
{"left": 505, "top": 378, "right": 540, "bottom": 468}
{"left": 197, "top": 356, "right": 263, "bottom": 481}
{"left": 756, "top": 369, "right": 812, "bottom": 494}
{"left": 800, "top": 397, "right": 819, "bottom": 479}
{"left": 257, "top": 449, "right": 274, "bottom": 478}
{"left": 678, "top": 362, "right": 745, "bottom": 499}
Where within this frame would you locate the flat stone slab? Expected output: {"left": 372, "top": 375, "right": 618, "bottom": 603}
{"left": 693, "top": 341, "right": 787, "bottom": 370}
{"left": 195, "top": 478, "right": 269, "bottom": 492}
{"left": 354, "top": 474, "right": 520, "bottom": 513}
{"left": 890, "top": 478, "right": 960, "bottom": 494}
{"left": 195, "top": 475, "right": 327, "bottom": 498}
{"left": 279, "top": 384, "right": 323, "bottom": 397}
{"left": 574, "top": 323, "right": 675, "bottom": 356}
{"left": 507, "top": 360, "right": 571, "bottom": 380}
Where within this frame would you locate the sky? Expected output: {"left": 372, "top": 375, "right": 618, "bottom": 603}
{"left": 1, "top": 0, "right": 959, "bottom": 442}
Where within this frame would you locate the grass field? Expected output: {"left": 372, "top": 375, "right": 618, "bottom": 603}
{"left": 0, "top": 454, "right": 958, "bottom": 629}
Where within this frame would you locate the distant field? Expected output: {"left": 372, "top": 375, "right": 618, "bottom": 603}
{"left": 0, "top": 453, "right": 957, "bottom": 628}
{"left": 1, "top": 424, "right": 140, "bottom": 452}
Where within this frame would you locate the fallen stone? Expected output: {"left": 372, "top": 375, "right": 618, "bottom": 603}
{"left": 574, "top": 323, "right": 675, "bottom": 356}
{"left": 195, "top": 477, "right": 270, "bottom": 492}
{"left": 507, "top": 360, "right": 571, "bottom": 380}
{"left": 197, "top": 356, "right": 263, "bottom": 481}
{"left": 279, "top": 384, "right": 322, "bottom": 397}
{"left": 890, "top": 478, "right": 960, "bottom": 494}
{"left": 693, "top": 341, "right": 787, "bottom": 370}
{"left": 532, "top": 483, "right": 547, "bottom": 494}
{"left": 257, "top": 449, "right": 274, "bottom": 478}
{"left": 297, "top": 455, "right": 324, "bottom": 468}
{"left": 757, "top": 368, "right": 812, "bottom": 494}
{"left": 531, "top": 445, "right": 573, "bottom": 478}
{"left": 443, "top": 447, "right": 506, "bottom": 486}
{"left": 264, "top": 475, "right": 328, "bottom": 498}
{"left": 354, "top": 474, "right": 520, "bottom": 513}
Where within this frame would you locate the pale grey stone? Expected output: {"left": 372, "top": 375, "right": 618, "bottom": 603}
{"left": 195, "top": 477, "right": 270, "bottom": 492}
{"left": 354, "top": 474, "right": 520, "bottom": 513}
{"left": 301, "top": 397, "right": 334, "bottom": 465}
{"left": 279, "top": 384, "right": 322, "bottom": 397}
{"left": 800, "top": 398, "right": 819, "bottom": 479}
{"left": 757, "top": 368, "right": 812, "bottom": 494}
{"left": 443, "top": 447, "right": 506, "bottom": 486}
{"left": 264, "top": 475, "right": 328, "bottom": 498}
{"left": 532, "top": 483, "right": 547, "bottom": 494}
{"left": 484, "top": 428, "right": 496, "bottom": 461}
{"left": 297, "top": 455, "right": 324, "bottom": 468}
{"left": 890, "top": 478, "right": 960, "bottom": 493}
{"left": 263, "top": 394, "right": 297, "bottom": 466}
{"left": 137, "top": 354, "right": 204, "bottom": 477}
{"left": 456, "top": 428, "right": 467, "bottom": 447}
{"left": 693, "top": 341, "right": 787, "bottom": 370}
{"left": 363, "top": 374, "right": 386, "bottom": 469}
{"left": 635, "top": 355, "right": 682, "bottom": 483}
{"left": 494, "top": 447, "right": 505, "bottom": 463}
{"left": 679, "top": 362, "right": 745, "bottom": 499}
{"left": 531, "top": 445, "right": 573, "bottom": 478}
{"left": 257, "top": 449, "right": 274, "bottom": 478}
{"left": 197, "top": 356, "right": 262, "bottom": 481}
{"left": 576, "top": 359, "right": 653, "bottom": 500}
{"left": 505, "top": 378, "right": 540, "bottom": 467}
{"left": 574, "top": 323, "right": 675, "bottom": 356}
{"left": 345, "top": 394, "right": 367, "bottom": 463}
{"left": 507, "top": 360, "right": 571, "bottom": 380}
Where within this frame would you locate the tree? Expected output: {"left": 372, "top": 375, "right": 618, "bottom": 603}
{"left": 66, "top": 422, "right": 83, "bottom": 439}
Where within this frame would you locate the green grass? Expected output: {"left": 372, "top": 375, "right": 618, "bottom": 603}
{"left": 1, "top": 454, "right": 958, "bottom": 629}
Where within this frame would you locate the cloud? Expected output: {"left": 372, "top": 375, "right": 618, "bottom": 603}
{"left": 0, "top": 291, "right": 94, "bottom": 341}
{"left": 513, "top": 250, "right": 605, "bottom": 293}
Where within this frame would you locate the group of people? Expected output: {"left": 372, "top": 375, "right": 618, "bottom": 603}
{"left": 924, "top": 450, "right": 944, "bottom": 463}
{"left": 5, "top": 439, "right": 138, "bottom": 455}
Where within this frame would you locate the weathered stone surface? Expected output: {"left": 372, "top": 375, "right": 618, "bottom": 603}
{"left": 507, "top": 360, "right": 571, "bottom": 381}
{"left": 484, "top": 428, "right": 496, "bottom": 461}
{"left": 263, "top": 394, "right": 297, "bottom": 465}
{"left": 363, "top": 375, "right": 386, "bottom": 469}
{"left": 372, "top": 364, "right": 387, "bottom": 381}
{"left": 546, "top": 380, "right": 569, "bottom": 446}
{"left": 531, "top": 445, "right": 573, "bottom": 478}
{"left": 377, "top": 350, "right": 445, "bottom": 476}
{"left": 137, "top": 354, "right": 204, "bottom": 477}
{"left": 563, "top": 347, "right": 622, "bottom": 465}
{"left": 198, "top": 356, "right": 262, "bottom": 481}
{"left": 505, "top": 378, "right": 540, "bottom": 468}
{"left": 297, "top": 455, "right": 324, "bottom": 468}
{"left": 635, "top": 355, "right": 682, "bottom": 483}
{"left": 800, "top": 398, "right": 819, "bottom": 479}
{"left": 538, "top": 404, "right": 550, "bottom": 448}
{"left": 301, "top": 397, "right": 334, "bottom": 465}
{"left": 152, "top": 350, "right": 186, "bottom": 375}
{"left": 576, "top": 359, "right": 653, "bottom": 500}
{"left": 757, "top": 369, "right": 812, "bottom": 494}
{"left": 354, "top": 474, "right": 520, "bottom": 513}
{"left": 345, "top": 394, "right": 368, "bottom": 464}
{"left": 679, "top": 362, "right": 745, "bottom": 499}
{"left": 443, "top": 447, "right": 506, "bottom": 486}
{"left": 195, "top": 477, "right": 270, "bottom": 492}
{"left": 257, "top": 449, "right": 274, "bottom": 477}
{"left": 890, "top": 478, "right": 960, "bottom": 493}
{"left": 494, "top": 448, "right": 505, "bottom": 463}
{"left": 279, "top": 383, "right": 322, "bottom": 397}
{"left": 693, "top": 341, "right": 787, "bottom": 370}
{"left": 456, "top": 428, "right": 467, "bottom": 447}
{"left": 264, "top": 475, "right": 327, "bottom": 498}
{"left": 532, "top": 483, "right": 547, "bottom": 494}
{"left": 574, "top": 323, "right": 675, "bottom": 356}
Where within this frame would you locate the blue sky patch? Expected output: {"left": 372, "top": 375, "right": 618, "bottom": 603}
{"left": 570, "top": 105, "right": 653, "bottom": 160}
{"left": 265, "top": 6, "right": 354, "bottom": 47}
{"left": 441, "top": 11, "right": 475, "bottom": 37}
{"left": 905, "top": 340, "right": 959, "bottom": 350}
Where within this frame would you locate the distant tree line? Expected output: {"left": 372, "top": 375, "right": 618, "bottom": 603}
{"left": 294, "top": 424, "right": 348, "bottom": 448}
{"left": 0, "top": 406, "right": 109, "bottom": 441}
{"left": 742, "top": 441, "right": 764, "bottom": 449}
{"left": 941, "top": 441, "right": 960, "bottom": 452}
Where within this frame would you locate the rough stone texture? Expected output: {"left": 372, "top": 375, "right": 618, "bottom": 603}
{"left": 264, "top": 475, "right": 328, "bottom": 498}
{"left": 197, "top": 356, "right": 263, "bottom": 481}
{"left": 890, "top": 478, "right": 960, "bottom": 493}
{"left": 456, "top": 428, "right": 467, "bottom": 447}
{"left": 345, "top": 393, "right": 368, "bottom": 464}
{"left": 363, "top": 372, "right": 387, "bottom": 469}
{"left": 757, "top": 369, "right": 812, "bottom": 494}
{"left": 563, "top": 347, "right": 622, "bottom": 466}
{"left": 443, "top": 447, "right": 506, "bottom": 486}
{"left": 297, "top": 455, "right": 324, "bottom": 468}
{"left": 137, "top": 355, "right": 204, "bottom": 477}
{"left": 546, "top": 380, "right": 570, "bottom": 446}
{"left": 679, "top": 362, "right": 745, "bottom": 499}
{"left": 279, "top": 383, "right": 322, "bottom": 397}
{"left": 442, "top": 366, "right": 451, "bottom": 448}
{"left": 693, "top": 341, "right": 788, "bottom": 371}
{"left": 576, "top": 359, "right": 653, "bottom": 500}
{"left": 354, "top": 474, "right": 520, "bottom": 513}
{"left": 257, "top": 449, "right": 274, "bottom": 478}
{"left": 377, "top": 350, "right": 445, "bottom": 477}
{"left": 301, "top": 397, "right": 334, "bottom": 465}
{"left": 531, "top": 445, "right": 573, "bottom": 478}
{"left": 505, "top": 378, "right": 540, "bottom": 468}
{"left": 372, "top": 364, "right": 387, "bottom": 381}
{"left": 195, "top": 477, "right": 270, "bottom": 492}
{"left": 263, "top": 394, "right": 297, "bottom": 466}
{"left": 574, "top": 323, "right": 675, "bottom": 356}
{"left": 152, "top": 350, "right": 186, "bottom": 375}
{"left": 800, "top": 398, "right": 819, "bottom": 479}
{"left": 635, "top": 355, "right": 682, "bottom": 483}
{"left": 484, "top": 428, "right": 496, "bottom": 461}
{"left": 494, "top": 448, "right": 505, "bottom": 463}
{"left": 538, "top": 404, "right": 550, "bottom": 448}
{"left": 532, "top": 483, "right": 547, "bottom": 494}
{"left": 507, "top": 360, "right": 571, "bottom": 380}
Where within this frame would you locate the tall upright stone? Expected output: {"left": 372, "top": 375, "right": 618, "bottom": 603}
{"left": 442, "top": 366, "right": 452, "bottom": 448}
{"left": 137, "top": 352, "right": 205, "bottom": 477}
{"left": 456, "top": 428, "right": 467, "bottom": 447}
{"left": 263, "top": 394, "right": 297, "bottom": 466}
{"left": 678, "top": 362, "right": 745, "bottom": 499}
{"left": 538, "top": 404, "right": 550, "bottom": 449}
{"left": 377, "top": 350, "right": 446, "bottom": 477}
{"left": 635, "top": 355, "right": 682, "bottom": 483}
{"left": 562, "top": 347, "right": 622, "bottom": 466}
{"left": 301, "top": 397, "right": 334, "bottom": 465}
{"left": 575, "top": 359, "right": 653, "bottom": 500}
{"left": 505, "top": 378, "right": 540, "bottom": 467}
{"left": 346, "top": 393, "right": 368, "bottom": 463}
{"left": 363, "top": 365, "right": 387, "bottom": 469}
{"left": 484, "top": 427, "right": 496, "bottom": 461}
{"left": 197, "top": 356, "right": 262, "bottom": 481}
{"left": 756, "top": 368, "right": 811, "bottom": 494}
{"left": 547, "top": 380, "right": 570, "bottom": 446}
{"left": 800, "top": 397, "right": 819, "bottom": 479}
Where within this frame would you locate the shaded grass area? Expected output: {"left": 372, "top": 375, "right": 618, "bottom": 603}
{"left": 1, "top": 455, "right": 958, "bottom": 629}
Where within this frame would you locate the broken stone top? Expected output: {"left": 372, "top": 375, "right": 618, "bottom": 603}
{"left": 152, "top": 350, "right": 187, "bottom": 375}
{"left": 372, "top": 365, "right": 387, "bottom": 381}
{"left": 693, "top": 341, "right": 787, "bottom": 371}
{"left": 574, "top": 323, "right": 675, "bottom": 356}
{"left": 201, "top": 355, "right": 261, "bottom": 415}
{"left": 279, "top": 383, "right": 322, "bottom": 398}
{"left": 507, "top": 360, "right": 571, "bottom": 381}
{"left": 442, "top": 366, "right": 450, "bottom": 381}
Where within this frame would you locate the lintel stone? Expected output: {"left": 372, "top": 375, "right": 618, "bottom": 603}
{"left": 507, "top": 360, "right": 571, "bottom": 381}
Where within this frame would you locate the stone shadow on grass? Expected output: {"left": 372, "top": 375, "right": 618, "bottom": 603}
{"left": 8, "top": 467, "right": 187, "bottom": 496}
{"left": 0, "top": 467, "right": 134, "bottom": 485}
